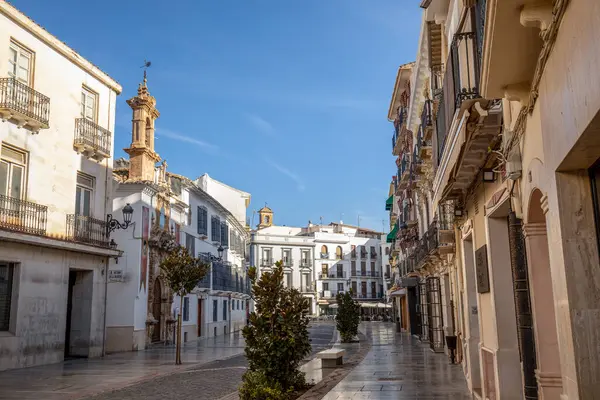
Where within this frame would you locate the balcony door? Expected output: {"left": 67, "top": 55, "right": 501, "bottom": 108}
{"left": 0, "top": 145, "right": 26, "bottom": 200}
{"left": 74, "top": 173, "right": 94, "bottom": 242}
{"left": 7, "top": 41, "right": 34, "bottom": 112}
{"left": 81, "top": 87, "right": 97, "bottom": 122}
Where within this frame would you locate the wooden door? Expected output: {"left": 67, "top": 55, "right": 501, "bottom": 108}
{"left": 197, "top": 299, "right": 203, "bottom": 336}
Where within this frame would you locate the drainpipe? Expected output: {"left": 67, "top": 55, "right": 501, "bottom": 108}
{"left": 507, "top": 207, "right": 538, "bottom": 400}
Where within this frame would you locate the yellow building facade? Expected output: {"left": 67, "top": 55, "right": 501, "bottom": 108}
{"left": 388, "top": 0, "right": 600, "bottom": 398}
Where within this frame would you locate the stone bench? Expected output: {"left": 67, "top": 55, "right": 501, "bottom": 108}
{"left": 316, "top": 348, "right": 346, "bottom": 368}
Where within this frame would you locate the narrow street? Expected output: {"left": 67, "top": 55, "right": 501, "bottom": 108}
{"left": 0, "top": 322, "right": 335, "bottom": 400}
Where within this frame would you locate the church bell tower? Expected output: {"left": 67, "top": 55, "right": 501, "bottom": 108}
{"left": 124, "top": 72, "right": 161, "bottom": 182}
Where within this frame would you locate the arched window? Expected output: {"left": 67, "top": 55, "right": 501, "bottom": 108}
{"left": 336, "top": 246, "right": 342, "bottom": 260}
{"left": 320, "top": 245, "right": 328, "bottom": 258}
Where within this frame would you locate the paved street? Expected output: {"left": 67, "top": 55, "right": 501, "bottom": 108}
{"left": 321, "top": 323, "right": 470, "bottom": 399}
{"left": 0, "top": 322, "right": 335, "bottom": 400}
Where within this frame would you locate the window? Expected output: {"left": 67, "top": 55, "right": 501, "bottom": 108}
{"left": 286, "top": 273, "right": 292, "bottom": 288}
{"left": 351, "top": 245, "right": 356, "bottom": 258}
{"left": 8, "top": 40, "right": 33, "bottom": 85}
{"left": 197, "top": 206, "right": 208, "bottom": 236}
{"left": 304, "top": 274, "right": 310, "bottom": 289}
{"left": 321, "top": 245, "right": 328, "bottom": 254}
{"left": 223, "top": 300, "right": 228, "bottom": 320}
{"left": 183, "top": 297, "right": 190, "bottom": 321}
{"left": 337, "top": 282, "right": 344, "bottom": 292}
{"left": 321, "top": 264, "right": 328, "bottom": 274}
{"left": 371, "top": 262, "right": 376, "bottom": 275}
{"left": 237, "top": 299, "right": 240, "bottom": 310}
{"left": 0, "top": 263, "right": 15, "bottom": 331}
{"left": 220, "top": 222, "right": 229, "bottom": 246}
{"left": 75, "top": 172, "right": 94, "bottom": 217}
{"left": 323, "top": 282, "right": 329, "bottom": 291}
{"left": 232, "top": 300, "right": 235, "bottom": 310}
{"left": 211, "top": 216, "right": 221, "bottom": 242}
{"left": 213, "top": 300, "right": 218, "bottom": 321}
{"left": 385, "top": 247, "right": 390, "bottom": 255}
{"left": 0, "top": 145, "right": 27, "bottom": 200}
{"left": 262, "top": 248, "right": 272, "bottom": 264}
{"left": 187, "top": 208, "right": 192, "bottom": 226}
{"left": 242, "top": 301, "right": 244, "bottom": 310}
{"left": 336, "top": 246, "right": 342, "bottom": 259}
{"left": 351, "top": 281, "right": 357, "bottom": 294}
{"left": 351, "top": 261, "right": 356, "bottom": 276}
{"left": 361, "top": 261, "right": 366, "bottom": 274}
{"left": 282, "top": 249, "right": 291, "bottom": 264}
{"left": 81, "top": 86, "right": 97, "bottom": 122}
{"left": 336, "top": 264, "right": 343, "bottom": 278}
{"left": 185, "top": 233, "right": 195, "bottom": 255}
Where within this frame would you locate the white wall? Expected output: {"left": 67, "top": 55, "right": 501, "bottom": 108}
{"left": 0, "top": 12, "right": 119, "bottom": 234}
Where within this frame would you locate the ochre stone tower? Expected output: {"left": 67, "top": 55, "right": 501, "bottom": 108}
{"left": 257, "top": 206, "right": 273, "bottom": 229}
{"left": 124, "top": 75, "right": 160, "bottom": 181}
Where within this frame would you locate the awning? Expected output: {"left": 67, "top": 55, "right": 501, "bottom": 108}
{"left": 385, "top": 195, "right": 394, "bottom": 211}
{"left": 386, "top": 223, "right": 398, "bottom": 243}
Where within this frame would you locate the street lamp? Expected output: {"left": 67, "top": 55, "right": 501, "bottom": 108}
{"left": 107, "top": 204, "right": 134, "bottom": 236}
{"left": 217, "top": 244, "right": 224, "bottom": 260}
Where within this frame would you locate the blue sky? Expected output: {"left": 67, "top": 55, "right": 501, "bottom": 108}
{"left": 15, "top": 0, "right": 421, "bottom": 231}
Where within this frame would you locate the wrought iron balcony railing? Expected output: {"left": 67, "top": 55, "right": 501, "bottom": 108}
{"left": 320, "top": 252, "right": 329, "bottom": 259}
{"left": 360, "top": 251, "right": 368, "bottom": 259}
{"left": 370, "top": 251, "right": 378, "bottom": 259}
{"left": 73, "top": 118, "right": 112, "bottom": 160}
{"left": 65, "top": 214, "right": 110, "bottom": 247}
{"left": 0, "top": 194, "right": 47, "bottom": 236}
{"left": 282, "top": 258, "right": 294, "bottom": 267}
{"left": 319, "top": 271, "right": 347, "bottom": 279}
{"left": 260, "top": 258, "right": 274, "bottom": 267}
{"left": 351, "top": 293, "right": 384, "bottom": 300}
{"left": 301, "top": 283, "right": 315, "bottom": 293}
{"left": 351, "top": 270, "right": 381, "bottom": 278}
{"left": 0, "top": 77, "right": 50, "bottom": 131}
{"left": 319, "top": 290, "right": 345, "bottom": 299}
{"left": 436, "top": 30, "right": 481, "bottom": 165}
{"left": 300, "top": 259, "right": 312, "bottom": 268}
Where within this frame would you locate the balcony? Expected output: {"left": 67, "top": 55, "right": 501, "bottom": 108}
{"left": 436, "top": 30, "right": 481, "bottom": 166}
{"left": 319, "top": 290, "right": 345, "bottom": 299}
{"left": 319, "top": 271, "right": 347, "bottom": 280}
{"left": 350, "top": 270, "right": 381, "bottom": 278}
{"left": 350, "top": 251, "right": 356, "bottom": 259}
{"left": 370, "top": 251, "right": 377, "bottom": 259}
{"left": 421, "top": 99, "right": 433, "bottom": 141}
{"left": 417, "top": 120, "right": 432, "bottom": 162}
{"left": 396, "top": 153, "right": 411, "bottom": 192}
{"left": 299, "top": 259, "right": 312, "bottom": 268}
{"left": 65, "top": 214, "right": 110, "bottom": 248}
{"left": 0, "top": 194, "right": 47, "bottom": 236}
{"left": 73, "top": 118, "right": 112, "bottom": 161}
{"left": 301, "top": 283, "right": 315, "bottom": 293}
{"left": 360, "top": 251, "right": 368, "bottom": 259}
{"left": 282, "top": 258, "right": 294, "bottom": 267}
{"left": 351, "top": 293, "right": 384, "bottom": 300}
{"left": 413, "top": 213, "right": 455, "bottom": 269}
{"left": 260, "top": 258, "right": 274, "bottom": 267}
{"left": 0, "top": 77, "right": 50, "bottom": 132}
{"left": 320, "top": 252, "right": 329, "bottom": 259}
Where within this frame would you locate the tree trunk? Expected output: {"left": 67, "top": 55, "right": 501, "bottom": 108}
{"left": 176, "top": 295, "right": 183, "bottom": 365}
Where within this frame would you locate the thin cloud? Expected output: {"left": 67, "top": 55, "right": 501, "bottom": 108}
{"left": 266, "top": 159, "right": 305, "bottom": 192}
{"left": 243, "top": 113, "right": 276, "bottom": 137}
{"left": 156, "top": 128, "right": 218, "bottom": 151}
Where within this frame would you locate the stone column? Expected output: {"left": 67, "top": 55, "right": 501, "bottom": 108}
{"left": 523, "top": 221, "right": 563, "bottom": 400}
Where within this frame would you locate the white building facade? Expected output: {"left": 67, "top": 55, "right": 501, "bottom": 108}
{"left": 0, "top": 2, "right": 122, "bottom": 371}
{"left": 105, "top": 78, "right": 251, "bottom": 353}
{"left": 250, "top": 208, "right": 388, "bottom": 316}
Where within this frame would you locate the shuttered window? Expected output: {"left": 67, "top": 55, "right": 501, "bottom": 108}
{"left": 197, "top": 206, "right": 208, "bottom": 236}
{"left": 221, "top": 222, "right": 229, "bottom": 246}
{"left": 0, "top": 263, "right": 15, "bottom": 331}
{"left": 211, "top": 216, "right": 221, "bottom": 242}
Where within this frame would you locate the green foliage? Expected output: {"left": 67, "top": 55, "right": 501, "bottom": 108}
{"left": 159, "top": 246, "right": 209, "bottom": 297}
{"left": 240, "top": 261, "right": 311, "bottom": 399}
{"left": 335, "top": 291, "right": 361, "bottom": 343}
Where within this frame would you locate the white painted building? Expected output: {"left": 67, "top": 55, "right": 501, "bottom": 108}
{"left": 105, "top": 77, "right": 251, "bottom": 353}
{"left": 250, "top": 208, "right": 388, "bottom": 316}
{"left": 0, "top": 2, "right": 122, "bottom": 371}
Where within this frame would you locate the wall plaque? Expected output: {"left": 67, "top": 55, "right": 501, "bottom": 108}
{"left": 475, "top": 245, "right": 490, "bottom": 293}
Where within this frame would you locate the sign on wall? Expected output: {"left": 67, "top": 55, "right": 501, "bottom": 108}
{"left": 109, "top": 270, "right": 124, "bottom": 283}
{"left": 475, "top": 244, "right": 490, "bottom": 293}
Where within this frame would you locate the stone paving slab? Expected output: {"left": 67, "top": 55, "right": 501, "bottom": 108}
{"left": 318, "top": 322, "right": 471, "bottom": 400}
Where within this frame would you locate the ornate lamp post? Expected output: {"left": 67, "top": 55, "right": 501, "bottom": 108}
{"left": 106, "top": 203, "right": 134, "bottom": 236}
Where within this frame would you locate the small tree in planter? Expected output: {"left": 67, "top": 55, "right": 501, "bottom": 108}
{"left": 335, "top": 291, "right": 361, "bottom": 343}
{"left": 240, "top": 261, "right": 311, "bottom": 400}
{"left": 159, "top": 246, "right": 209, "bottom": 364}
